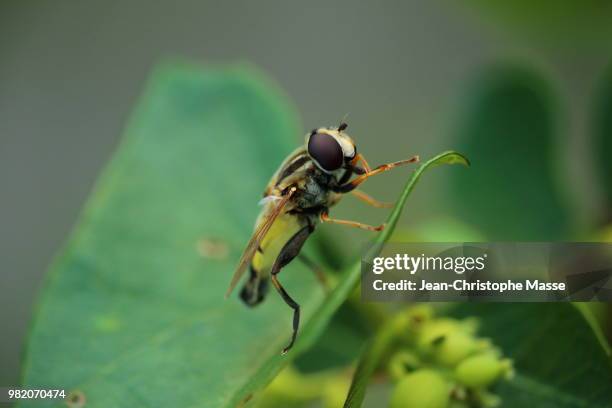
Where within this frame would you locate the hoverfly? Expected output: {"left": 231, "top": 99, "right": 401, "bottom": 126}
{"left": 226, "top": 123, "right": 419, "bottom": 354}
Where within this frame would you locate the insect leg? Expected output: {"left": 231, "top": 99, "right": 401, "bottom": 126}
{"left": 320, "top": 211, "right": 385, "bottom": 231}
{"left": 351, "top": 189, "right": 394, "bottom": 208}
{"left": 297, "top": 253, "right": 329, "bottom": 291}
{"left": 334, "top": 155, "right": 420, "bottom": 193}
{"left": 350, "top": 153, "right": 372, "bottom": 173}
{"left": 271, "top": 275, "right": 300, "bottom": 355}
{"left": 270, "top": 225, "right": 313, "bottom": 354}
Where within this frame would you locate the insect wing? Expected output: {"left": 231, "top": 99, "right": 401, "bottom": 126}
{"left": 225, "top": 187, "right": 296, "bottom": 298}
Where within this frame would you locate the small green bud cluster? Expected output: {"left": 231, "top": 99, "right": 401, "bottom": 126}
{"left": 388, "top": 306, "right": 513, "bottom": 408}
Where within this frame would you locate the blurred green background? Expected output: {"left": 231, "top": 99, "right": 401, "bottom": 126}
{"left": 2, "top": 0, "right": 612, "bottom": 389}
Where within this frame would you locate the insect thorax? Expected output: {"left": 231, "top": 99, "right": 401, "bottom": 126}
{"left": 293, "top": 167, "right": 337, "bottom": 211}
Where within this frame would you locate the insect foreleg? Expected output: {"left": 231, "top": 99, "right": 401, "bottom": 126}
{"left": 350, "top": 153, "right": 372, "bottom": 173}
{"left": 334, "top": 155, "right": 420, "bottom": 193}
{"left": 270, "top": 225, "right": 313, "bottom": 354}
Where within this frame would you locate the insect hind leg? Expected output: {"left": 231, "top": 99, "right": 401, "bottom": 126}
{"left": 298, "top": 253, "right": 330, "bottom": 292}
{"left": 270, "top": 225, "right": 313, "bottom": 354}
{"left": 239, "top": 266, "right": 269, "bottom": 307}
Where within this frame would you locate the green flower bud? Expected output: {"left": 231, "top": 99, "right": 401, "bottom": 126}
{"left": 388, "top": 351, "right": 421, "bottom": 381}
{"left": 474, "top": 390, "right": 502, "bottom": 408}
{"left": 433, "top": 331, "right": 491, "bottom": 367}
{"left": 406, "top": 305, "right": 434, "bottom": 326}
{"left": 389, "top": 369, "right": 450, "bottom": 408}
{"left": 394, "top": 305, "right": 434, "bottom": 336}
{"left": 416, "top": 318, "right": 464, "bottom": 354}
{"left": 455, "top": 353, "right": 513, "bottom": 388}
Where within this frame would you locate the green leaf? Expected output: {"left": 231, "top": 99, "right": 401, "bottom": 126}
{"left": 448, "top": 66, "right": 570, "bottom": 240}
{"left": 593, "top": 65, "right": 612, "bottom": 222}
{"left": 20, "top": 62, "right": 315, "bottom": 408}
{"left": 341, "top": 317, "right": 398, "bottom": 408}
{"left": 20, "top": 62, "right": 468, "bottom": 408}
{"left": 450, "top": 303, "right": 612, "bottom": 407}
{"left": 374, "top": 151, "right": 470, "bottom": 249}
{"left": 341, "top": 152, "right": 471, "bottom": 408}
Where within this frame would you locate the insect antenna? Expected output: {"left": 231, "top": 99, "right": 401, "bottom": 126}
{"left": 338, "top": 113, "right": 349, "bottom": 131}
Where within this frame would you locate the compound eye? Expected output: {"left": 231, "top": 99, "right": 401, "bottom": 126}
{"left": 308, "top": 132, "right": 344, "bottom": 171}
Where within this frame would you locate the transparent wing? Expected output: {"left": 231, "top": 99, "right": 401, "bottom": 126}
{"left": 225, "top": 187, "right": 296, "bottom": 298}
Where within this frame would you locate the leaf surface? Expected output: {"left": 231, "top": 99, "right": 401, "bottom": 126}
{"left": 20, "top": 63, "right": 316, "bottom": 408}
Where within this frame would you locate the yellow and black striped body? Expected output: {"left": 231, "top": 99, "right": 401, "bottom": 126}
{"left": 240, "top": 147, "right": 347, "bottom": 306}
